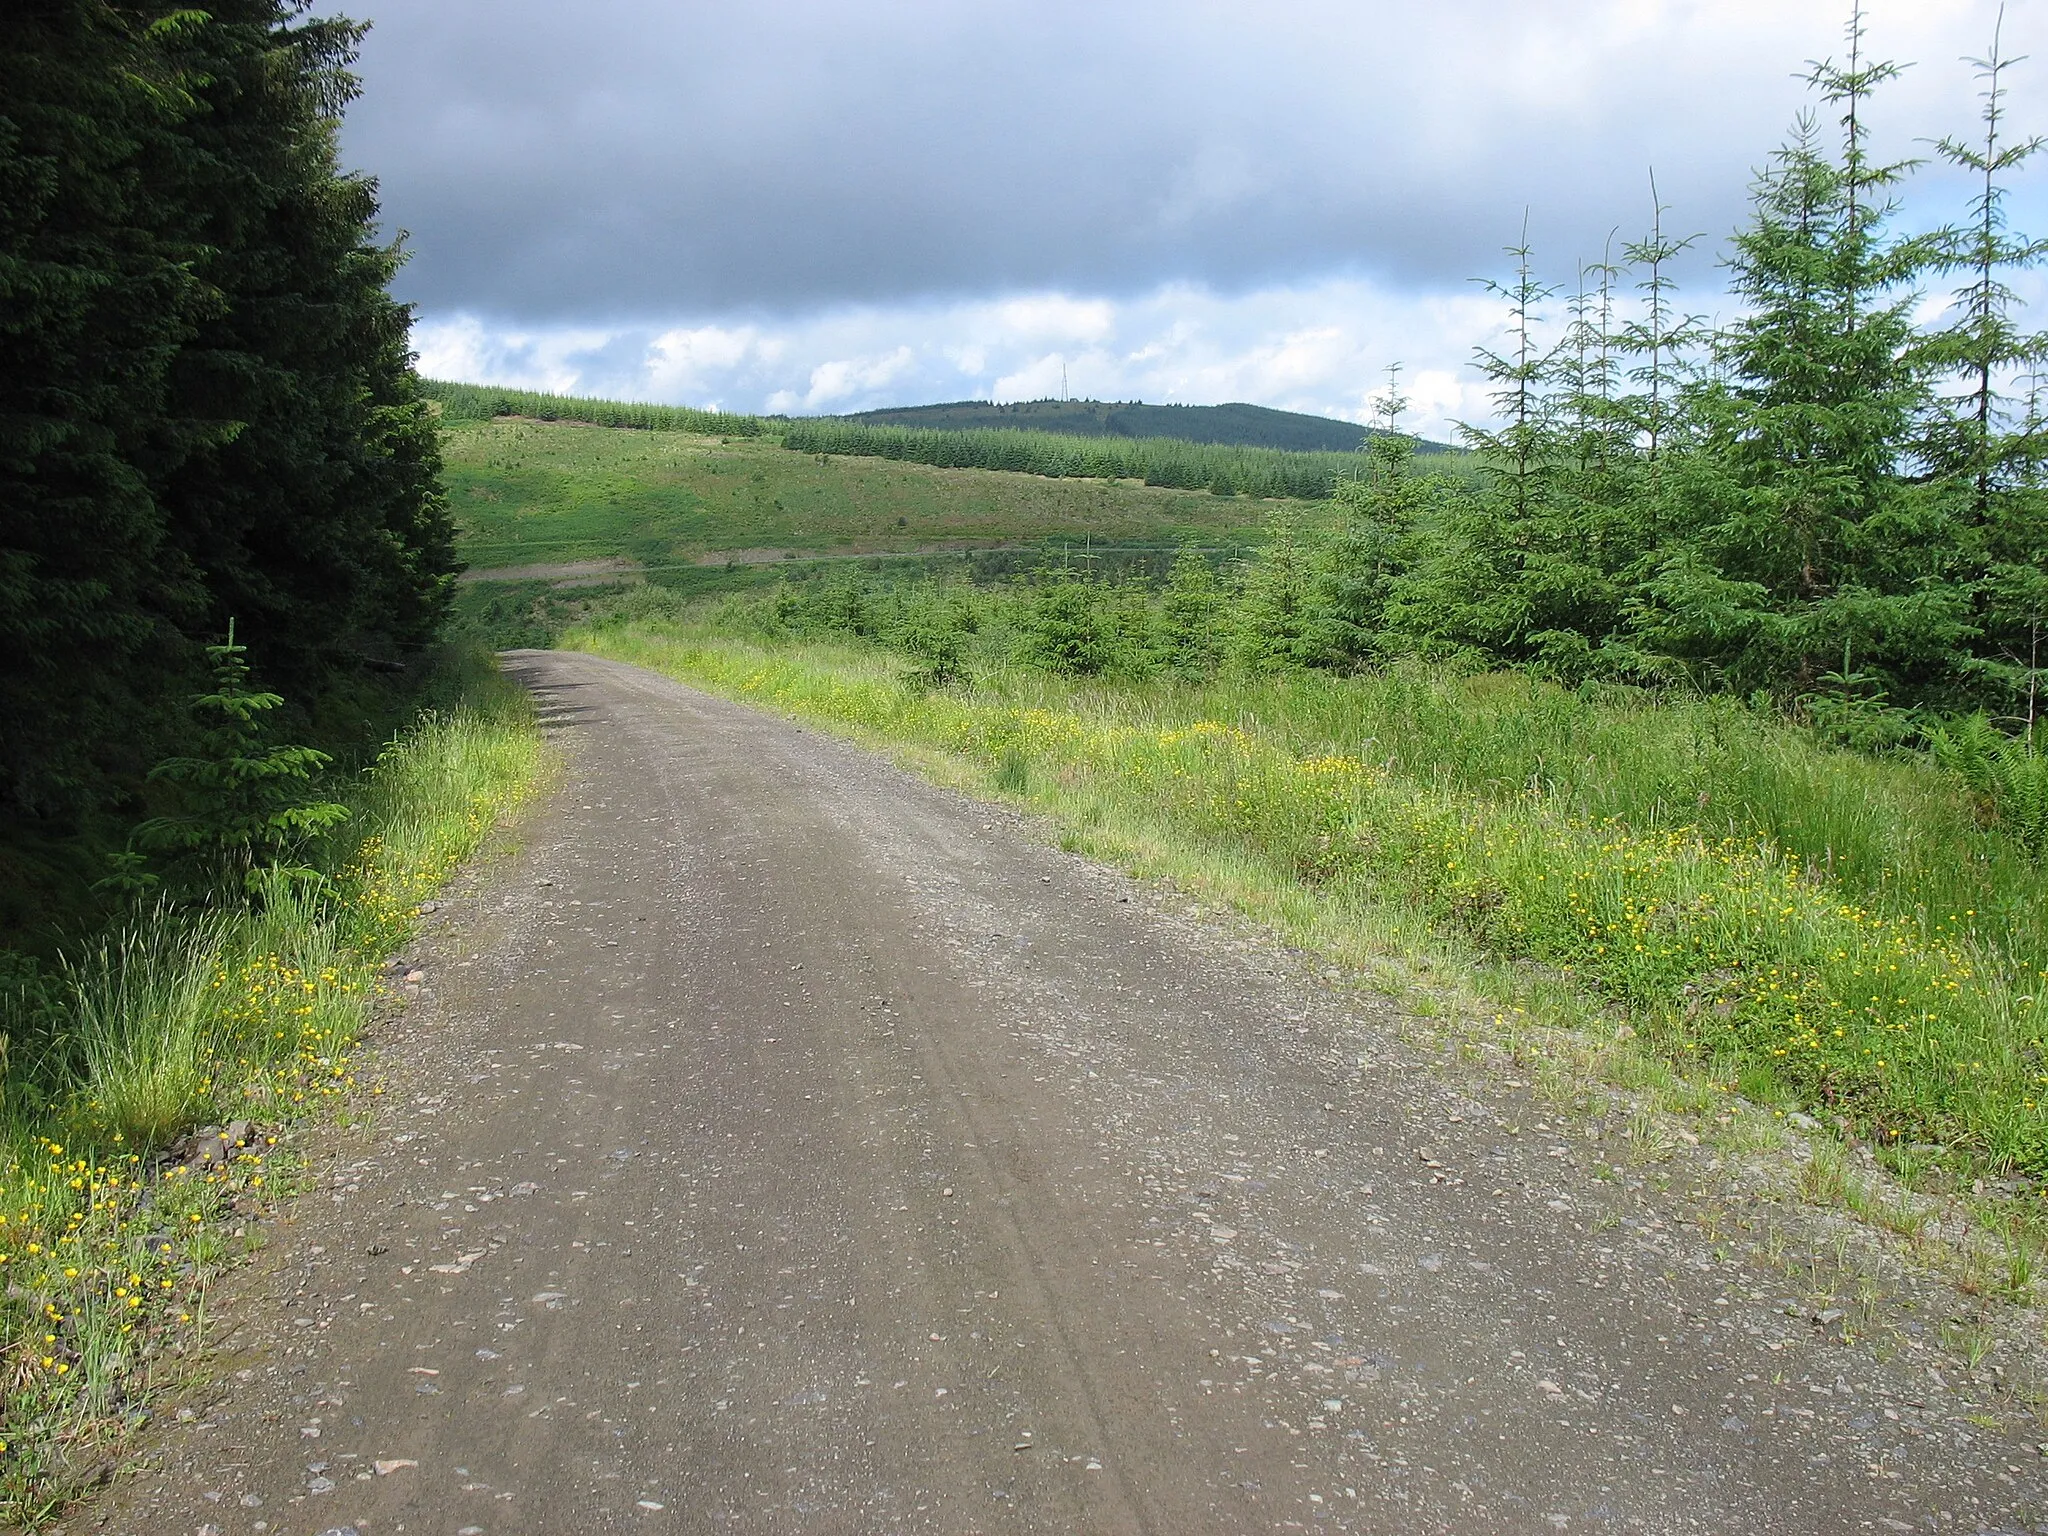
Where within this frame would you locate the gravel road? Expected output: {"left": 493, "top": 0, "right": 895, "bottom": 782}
{"left": 96, "top": 650, "right": 2046, "bottom": 1535}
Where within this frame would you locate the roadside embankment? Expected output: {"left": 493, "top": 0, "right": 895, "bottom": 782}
{"left": 0, "top": 658, "right": 542, "bottom": 1527}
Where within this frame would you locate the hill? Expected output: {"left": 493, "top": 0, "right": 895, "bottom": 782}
{"left": 827, "top": 397, "right": 1449, "bottom": 454}
{"left": 441, "top": 412, "right": 1305, "bottom": 648}
{"left": 441, "top": 416, "right": 1279, "bottom": 577}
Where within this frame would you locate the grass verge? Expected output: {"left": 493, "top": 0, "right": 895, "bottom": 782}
{"left": 567, "top": 620, "right": 2048, "bottom": 1190}
{"left": 0, "top": 661, "right": 542, "bottom": 1526}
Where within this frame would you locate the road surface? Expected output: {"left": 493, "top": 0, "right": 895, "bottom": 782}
{"left": 97, "top": 649, "right": 2043, "bottom": 1535}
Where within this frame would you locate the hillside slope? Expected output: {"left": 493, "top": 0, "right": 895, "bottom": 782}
{"left": 830, "top": 396, "right": 1443, "bottom": 453}
{"left": 443, "top": 418, "right": 1280, "bottom": 576}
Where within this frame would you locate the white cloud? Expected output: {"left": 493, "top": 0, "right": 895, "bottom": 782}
{"left": 799, "top": 347, "right": 918, "bottom": 410}
{"left": 374, "top": 0, "right": 2048, "bottom": 451}
{"left": 643, "top": 324, "right": 779, "bottom": 408}
{"left": 411, "top": 315, "right": 615, "bottom": 395}
{"left": 984, "top": 296, "right": 1118, "bottom": 345}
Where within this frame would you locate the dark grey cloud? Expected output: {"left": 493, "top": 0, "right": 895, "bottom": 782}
{"left": 335, "top": 0, "right": 2042, "bottom": 326}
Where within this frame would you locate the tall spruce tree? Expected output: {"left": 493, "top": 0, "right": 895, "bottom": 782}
{"left": 0, "top": 1, "right": 454, "bottom": 936}
{"left": 1398, "top": 232, "right": 1562, "bottom": 664}
{"left": 1158, "top": 545, "right": 1224, "bottom": 679}
{"left": 1926, "top": 17, "right": 2047, "bottom": 519}
{"left": 1926, "top": 17, "right": 2048, "bottom": 725}
{"left": 148, "top": 2, "right": 454, "bottom": 705}
{"left": 0, "top": 4, "right": 218, "bottom": 826}
{"left": 1300, "top": 369, "right": 1431, "bottom": 669}
{"left": 1616, "top": 176, "right": 1705, "bottom": 473}
{"left": 1640, "top": 11, "right": 1966, "bottom": 703}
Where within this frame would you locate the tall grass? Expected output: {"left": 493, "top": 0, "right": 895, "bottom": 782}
{"left": 64, "top": 911, "right": 236, "bottom": 1149}
{"left": 1148, "top": 668, "right": 2048, "bottom": 970}
{"left": 0, "top": 674, "right": 540, "bottom": 1525}
{"left": 760, "top": 575, "right": 2048, "bottom": 965}
{"left": 570, "top": 618, "right": 2048, "bottom": 1177}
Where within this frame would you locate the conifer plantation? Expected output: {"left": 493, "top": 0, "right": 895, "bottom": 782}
{"left": 0, "top": 8, "right": 537, "bottom": 1507}
{"left": 0, "top": 0, "right": 457, "bottom": 941}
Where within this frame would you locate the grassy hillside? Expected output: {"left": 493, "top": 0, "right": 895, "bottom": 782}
{"left": 442, "top": 417, "right": 1283, "bottom": 574}
{"left": 420, "top": 379, "right": 1446, "bottom": 456}
{"left": 830, "top": 397, "right": 1452, "bottom": 454}
{"left": 779, "top": 419, "right": 1386, "bottom": 499}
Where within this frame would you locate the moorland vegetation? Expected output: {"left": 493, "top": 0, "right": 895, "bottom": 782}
{"left": 437, "top": 412, "right": 1276, "bottom": 579}
{"left": 778, "top": 418, "right": 1380, "bottom": 501}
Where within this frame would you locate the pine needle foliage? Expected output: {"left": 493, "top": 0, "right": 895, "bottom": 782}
{"left": 130, "top": 623, "right": 350, "bottom": 889}
{"left": 1, "top": 2, "right": 456, "bottom": 943}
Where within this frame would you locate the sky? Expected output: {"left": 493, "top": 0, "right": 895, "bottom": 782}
{"left": 333, "top": 0, "right": 2048, "bottom": 439}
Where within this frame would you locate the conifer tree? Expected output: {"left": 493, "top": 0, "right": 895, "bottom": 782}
{"left": 1435, "top": 230, "right": 1642, "bottom": 670}
{"left": 1, "top": 2, "right": 456, "bottom": 943}
{"left": 1461, "top": 229, "right": 1560, "bottom": 529}
{"left": 0, "top": 3, "right": 218, "bottom": 822}
{"left": 1926, "top": 16, "right": 2047, "bottom": 521}
{"left": 1020, "top": 574, "right": 1113, "bottom": 676}
{"left": 0, "top": 2, "right": 455, "bottom": 877}
{"left": 146, "top": 2, "right": 454, "bottom": 700}
{"left": 1304, "top": 368, "right": 1433, "bottom": 668}
{"left": 1615, "top": 176, "right": 1704, "bottom": 472}
{"left": 1923, "top": 19, "right": 2048, "bottom": 726}
{"left": 1559, "top": 244, "right": 1628, "bottom": 475}
{"left": 1230, "top": 507, "right": 1316, "bottom": 672}
{"left": 1389, "top": 234, "right": 1559, "bottom": 663}
{"left": 132, "top": 620, "right": 350, "bottom": 888}
{"left": 1159, "top": 546, "right": 1224, "bottom": 679}
{"left": 1651, "top": 12, "right": 1965, "bottom": 702}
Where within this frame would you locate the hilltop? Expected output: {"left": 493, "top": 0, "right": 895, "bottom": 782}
{"left": 826, "top": 397, "right": 1449, "bottom": 454}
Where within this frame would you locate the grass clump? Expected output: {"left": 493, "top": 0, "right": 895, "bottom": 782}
{"left": 64, "top": 912, "right": 242, "bottom": 1149}
{"left": 0, "top": 667, "right": 540, "bottom": 1527}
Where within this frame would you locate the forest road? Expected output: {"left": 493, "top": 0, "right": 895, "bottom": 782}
{"left": 98, "top": 649, "right": 2045, "bottom": 1536}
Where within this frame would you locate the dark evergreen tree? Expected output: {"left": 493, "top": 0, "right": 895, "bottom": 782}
{"left": 1925, "top": 19, "right": 2048, "bottom": 726}
{"left": 1020, "top": 575, "right": 1113, "bottom": 676}
{"left": 1302, "top": 370, "right": 1433, "bottom": 669}
{"left": 0, "top": 1, "right": 455, "bottom": 939}
{"left": 1230, "top": 507, "right": 1316, "bottom": 672}
{"left": 1410, "top": 234, "right": 1571, "bottom": 665}
{"left": 148, "top": 2, "right": 454, "bottom": 705}
{"left": 0, "top": 3, "right": 217, "bottom": 825}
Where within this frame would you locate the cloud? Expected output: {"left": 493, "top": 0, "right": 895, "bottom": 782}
{"left": 361, "top": 0, "right": 2048, "bottom": 426}
{"left": 344, "top": 0, "right": 2042, "bottom": 323}
{"left": 410, "top": 315, "right": 619, "bottom": 394}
